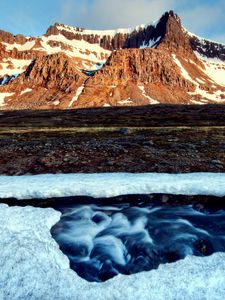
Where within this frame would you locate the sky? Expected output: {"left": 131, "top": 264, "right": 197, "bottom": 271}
{"left": 0, "top": 0, "right": 224, "bottom": 43}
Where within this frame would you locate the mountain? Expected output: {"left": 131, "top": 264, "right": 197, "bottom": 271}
{"left": 0, "top": 10, "right": 225, "bottom": 109}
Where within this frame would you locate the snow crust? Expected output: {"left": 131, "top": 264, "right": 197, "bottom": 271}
{"left": 1, "top": 173, "right": 225, "bottom": 200}
{"left": 1, "top": 204, "right": 225, "bottom": 300}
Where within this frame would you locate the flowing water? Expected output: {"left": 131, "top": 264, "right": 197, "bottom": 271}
{"left": 51, "top": 202, "right": 225, "bottom": 282}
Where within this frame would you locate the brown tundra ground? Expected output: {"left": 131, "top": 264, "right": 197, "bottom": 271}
{"left": 0, "top": 104, "right": 225, "bottom": 175}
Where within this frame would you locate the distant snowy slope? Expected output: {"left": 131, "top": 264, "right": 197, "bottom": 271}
{"left": 188, "top": 31, "right": 225, "bottom": 61}
{"left": 196, "top": 54, "right": 225, "bottom": 87}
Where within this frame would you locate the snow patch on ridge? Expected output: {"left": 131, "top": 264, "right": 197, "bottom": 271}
{"left": 68, "top": 85, "right": 85, "bottom": 108}
{"left": 138, "top": 85, "right": 159, "bottom": 104}
{"left": 1, "top": 204, "right": 225, "bottom": 300}
{"left": 187, "top": 30, "right": 225, "bottom": 47}
{"left": 118, "top": 98, "right": 133, "bottom": 105}
{"left": 1, "top": 173, "right": 225, "bottom": 200}
{"left": 0, "top": 92, "right": 14, "bottom": 106}
{"left": 20, "top": 88, "right": 32, "bottom": 95}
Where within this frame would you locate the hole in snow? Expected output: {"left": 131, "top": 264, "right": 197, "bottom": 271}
{"left": 51, "top": 196, "right": 225, "bottom": 282}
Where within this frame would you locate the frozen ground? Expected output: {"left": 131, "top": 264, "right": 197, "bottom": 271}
{"left": 1, "top": 172, "right": 225, "bottom": 200}
{"left": 0, "top": 204, "right": 225, "bottom": 300}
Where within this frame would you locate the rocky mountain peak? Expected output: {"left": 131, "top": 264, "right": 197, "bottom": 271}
{"left": 155, "top": 11, "right": 193, "bottom": 55}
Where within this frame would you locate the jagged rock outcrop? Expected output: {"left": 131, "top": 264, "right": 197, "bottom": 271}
{"left": 156, "top": 12, "right": 193, "bottom": 55}
{"left": 16, "top": 52, "right": 86, "bottom": 90}
{"left": 0, "top": 29, "right": 28, "bottom": 44}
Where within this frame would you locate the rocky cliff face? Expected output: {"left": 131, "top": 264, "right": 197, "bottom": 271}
{"left": 0, "top": 11, "right": 225, "bottom": 109}
{"left": 75, "top": 48, "right": 193, "bottom": 108}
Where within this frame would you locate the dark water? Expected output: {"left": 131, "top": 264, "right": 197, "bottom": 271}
{"left": 51, "top": 202, "right": 225, "bottom": 282}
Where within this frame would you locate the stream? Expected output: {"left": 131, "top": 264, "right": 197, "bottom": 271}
{"left": 51, "top": 200, "right": 225, "bottom": 282}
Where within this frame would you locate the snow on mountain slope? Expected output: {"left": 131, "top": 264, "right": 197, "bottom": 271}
{"left": 138, "top": 85, "right": 159, "bottom": 104}
{"left": 2, "top": 40, "right": 36, "bottom": 51}
{"left": 39, "top": 34, "right": 111, "bottom": 66}
{"left": 188, "top": 86, "right": 225, "bottom": 103}
{"left": 197, "top": 54, "right": 225, "bottom": 87}
{"left": 0, "top": 12, "right": 164, "bottom": 75}
{"left": 0, "top": 58, "right": 32, "bottom": 76}
{"left": 171, "top": 53, "right": 225, "bottom": 103}
{"left": 0, "top": 33, "right": 111, "bottom": 71}
{"left": 1, "top": 203, "right": 225, "bottom": 300}
{"left": 172, "top": 54, "right": 198, "bottom": 85}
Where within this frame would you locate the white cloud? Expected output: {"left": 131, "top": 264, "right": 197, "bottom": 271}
{"left": 179, "top": 2, "right": 225, "bottom": 36}
{"left": 60, "top": 0, "right": 176, "bottom": 29}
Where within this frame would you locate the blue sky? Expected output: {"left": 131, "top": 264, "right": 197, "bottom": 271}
{"left": 0, "top": 0, "right": 224, "bottom": 43}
